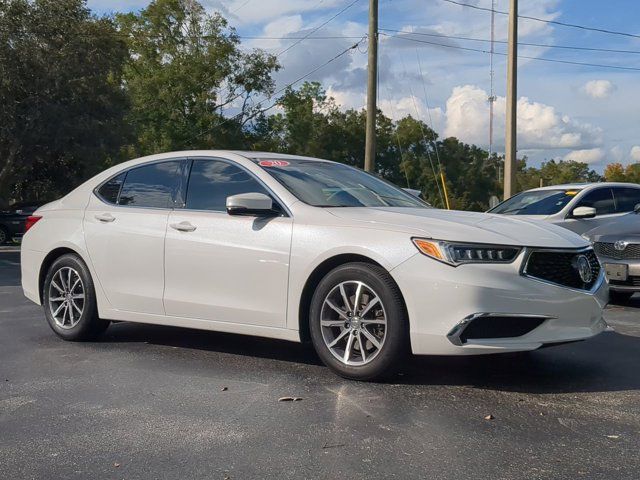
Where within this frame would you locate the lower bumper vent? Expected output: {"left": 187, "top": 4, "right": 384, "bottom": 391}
{"left": 448, "top": 314, "right": 550, "bottom": 346}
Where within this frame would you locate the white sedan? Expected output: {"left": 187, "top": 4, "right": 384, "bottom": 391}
{"left": 21, "top": 151, "right": 609, "bottom": 380}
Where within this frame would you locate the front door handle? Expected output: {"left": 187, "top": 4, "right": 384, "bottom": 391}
{"left": 170, "top": 221, "right": 197, "bottom": 232}
{"left": 95, "top": 213, "right": 115, "bottom": 223}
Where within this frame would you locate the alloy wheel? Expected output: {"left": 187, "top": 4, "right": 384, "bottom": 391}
{"left": 48, "top": 267, "right": 85, "bottom": 329}
{"left": 320, "top": 280, "right": 387, "bottom": 366}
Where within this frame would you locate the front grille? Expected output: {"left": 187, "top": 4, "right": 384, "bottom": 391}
{"left": 610, "top": 276, "right": 640, "bottom": 287}
{"left": 594, "top": 242, "right": 640, "bottom": 260}
{"left": 459, "top": 316, "right": 546, "bottom": 344}
{"left": 523, "top": 248, "right": 601, "bottom": 291}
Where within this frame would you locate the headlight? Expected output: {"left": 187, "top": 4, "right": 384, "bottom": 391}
{"left": 581, "top": 234, "right": 593, "bottom": 244}
{"left": 412, "top": 238, "right": 521, "bottom": 266}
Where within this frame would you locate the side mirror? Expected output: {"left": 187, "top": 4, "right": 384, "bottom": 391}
{"left": 572, "top": 206, "right": 597, "bottom": 219}
{"left": 634, "top": 203, "right": 640, "bottom": 214}
{"left": 403, "top": 188, "right": 422, "bottom": 198}
{"left": 226, "top": 192, "right": 275, "bottom": 216}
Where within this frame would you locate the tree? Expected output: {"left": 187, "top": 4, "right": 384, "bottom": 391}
{"left": 603, "top": 162, "right": 640, "bottom": 183}
{"left": 517, "top": 159, "right": 602, "bottom": 192}
{"left": 0, "top": 0, "right": 130, "bottom": 203}
{"left": 117, "top": 0, "right": 279, "bottom": 155}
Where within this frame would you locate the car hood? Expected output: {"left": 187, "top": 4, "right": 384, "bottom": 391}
{"left": 584, "top": 213, "right": 640, "bottom": 243}
{"left": 326, "top": 207, "right": 587, "bottom": 248}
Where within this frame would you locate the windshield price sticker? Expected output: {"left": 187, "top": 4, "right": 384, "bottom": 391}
{"left": 259, "top": 160, "right": 290, "bottom": 167}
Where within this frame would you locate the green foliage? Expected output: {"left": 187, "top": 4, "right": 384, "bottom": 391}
{"left": 518, "top": 159, "right": 602, "bottom": 191}
{"left": 116, "top": 0, "right": 279, "bottom": 155}
{"left": 0, "top": 0, "right": 130, "bottom": 203}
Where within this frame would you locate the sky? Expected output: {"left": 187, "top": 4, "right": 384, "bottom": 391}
{"left": 87, "top": 0, "right": 640, "bottom": 171}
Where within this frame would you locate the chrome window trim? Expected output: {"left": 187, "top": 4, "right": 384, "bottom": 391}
{"left": 447, "top": 313, "right": 555, "bottom": 346}
{"left": 181, "top": 156, "right": 292, "bottom": 218}
{"left": 519, "top": 246, "right": 605, "bottom": 295}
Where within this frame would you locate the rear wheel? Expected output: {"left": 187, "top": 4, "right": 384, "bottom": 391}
{"left": 309, "top": 262, "right": 409, "bottom": 381}
{"left": 610, "top": 291, "right": 634, "bottom": 304}
{"left": 43, "top": 254, "right": 109, "bottom": 341}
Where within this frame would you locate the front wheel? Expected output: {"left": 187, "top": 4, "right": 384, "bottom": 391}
{"left": 43, "top": 253, "right": 109, "bottom": 341}
{"left": 309, "top": 262, "right": 409, "bottom": 381}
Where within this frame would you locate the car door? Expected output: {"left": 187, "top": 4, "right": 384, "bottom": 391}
{"left": 559, "top": 187, "right": 618, "bottom": 234}
{"left": 163, "top": 158, "right": 293, "bottom": 328}
{"left": 84, "top": 159, "right": 186, "bottom": 315}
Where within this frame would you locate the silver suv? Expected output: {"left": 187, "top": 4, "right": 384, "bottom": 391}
{"left": 583, "top": 208, "right": 640, "bottom": 303}
{"left": 488, "top": 182, "right": 640, "bottom": 234}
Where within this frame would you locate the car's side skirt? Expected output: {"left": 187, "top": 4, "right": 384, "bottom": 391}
{"left": 99, "top": 308, "right": 302, "bottom": 343}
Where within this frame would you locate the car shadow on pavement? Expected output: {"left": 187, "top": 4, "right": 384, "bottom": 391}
{"left": 100, "top": 319, "right": 640, "bottom": 395}
{"left": 102, "top": 321, "right": 324, "bottom": 366}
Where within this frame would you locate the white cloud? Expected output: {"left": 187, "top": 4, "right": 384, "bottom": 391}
{"left": 220, "top": 0, "right": 346, "bottom": 26}
{"left": 582, "top": 80, "right": 616, "bottom": 99}
{"left": 443, "top": 85, "right": 603, "bottom": 150}
{"left": 563, "top": 148, "right": 605, "bottom": 164}
{"left": 610, "top": 145, "right": 625, "bottom": 162}
{"left": 631, "top": 146, "right": 640, "bottom": 162}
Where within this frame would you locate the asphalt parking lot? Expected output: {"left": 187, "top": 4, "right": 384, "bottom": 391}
{"left": 1, "top": 251, "right": 639, "bottom": 479}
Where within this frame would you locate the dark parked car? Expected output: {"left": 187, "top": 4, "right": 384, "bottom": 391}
{"left": 0, "top": 203, "right": 40, "bottom": 244}
{"left": 583, "top": 205, "right": 640, "bottom": 304}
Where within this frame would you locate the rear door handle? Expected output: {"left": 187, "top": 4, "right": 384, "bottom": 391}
{"left": 170, "top": 221, "right": 197, "bottom": 232}
{"left": 95, "top": 213, "right": 115, "bottom": 223}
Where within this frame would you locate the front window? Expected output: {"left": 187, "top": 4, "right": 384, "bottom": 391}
{"left": 185, "top": 159, "right": 272, "bottom": 211}
{"left": 254, "top": 159, "right": 427, "bottom": 208}
{"left": 489, "top": 189, "right": 580, "bottom": 215}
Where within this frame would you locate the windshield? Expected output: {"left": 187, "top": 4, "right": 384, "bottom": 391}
{"left": 254, "top": 159, "right": 428, "bottom": 208}
{"left": 489, "top": 189, "right": 580, "bottom": 215}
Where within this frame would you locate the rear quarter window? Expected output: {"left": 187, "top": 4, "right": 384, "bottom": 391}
{"left": 96, "top": 173, "right": 126, "bottom": 205}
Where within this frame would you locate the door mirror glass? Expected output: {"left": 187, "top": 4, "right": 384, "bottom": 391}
{"left": 226, "top": 192, "right": 274, "bottom": 216}
{"left": 572, "top": 206, "right": 597, "bottom": 219}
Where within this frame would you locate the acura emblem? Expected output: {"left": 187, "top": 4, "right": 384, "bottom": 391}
{"left": 614, "top": 240, "right": 629, "bottom": 251}
{"left": 575, "top": 255, "right": 593, "bottom": 283}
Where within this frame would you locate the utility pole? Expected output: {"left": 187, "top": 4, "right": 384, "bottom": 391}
{"left": 504, "top": 0, "right": 518, "bottom": 199}
{"left": 364, "top": 0, "right": 378, "bottom": 172}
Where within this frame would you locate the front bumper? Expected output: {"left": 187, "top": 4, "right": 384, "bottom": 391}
{"left": 390, "top": 251, "right": 609, "bottom": 355}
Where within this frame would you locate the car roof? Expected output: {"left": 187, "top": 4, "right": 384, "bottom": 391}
{"left": 230, "top": 151, "right": 334, "bottom": 162}
{"left": 115, "top": 150, "right": 337, "bottom": 169}
{"left": 526, "top": 182, "right": 640, "bottom": 192}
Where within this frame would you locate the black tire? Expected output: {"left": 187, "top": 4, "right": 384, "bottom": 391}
{"left": 309, "top": 262, "right": 409, "bottom": 381}
{"left": 609, "top": 291, "right": 634, "bottom": 304}
{"left": 0, "top": 226, "right": 8, "bottom": 245}
{"left": 42, "top": 253, "right": 109, "bottom": 341}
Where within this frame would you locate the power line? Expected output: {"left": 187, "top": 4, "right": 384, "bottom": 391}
{"left": 187, "top": 37, "right": 366, "bottom": 144}
{"left": 399, "top": 55, "right": 446, "bottom": 208}
{"left": 439, "top": 0, "right": 640, "bottom": 40}
{"left": 381, "top": 33, "right": 640, "bottom": 72}
{"left": 241, "top": 35, "right": 365, "bottom": 40}
{"left": 230, "top": 0, "right": 252, "bottom": 14}
{"left": 379, "top": 28, "right": 640, "bottom": 55}
{"left": 277, "top": 0, "right": 362, "bottom": 56}
{"left": 416, "top": 50, "right": 449, "bottom": 209}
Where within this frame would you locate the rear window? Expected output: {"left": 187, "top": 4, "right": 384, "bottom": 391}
{"left": 489, "top": 189, "right": 580, "bottom": 215}
{"left": 613, "top": 187, "right": 640, "bottom": 213}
